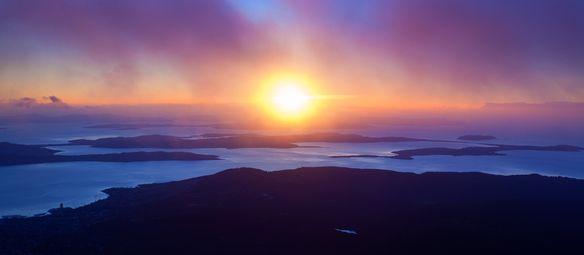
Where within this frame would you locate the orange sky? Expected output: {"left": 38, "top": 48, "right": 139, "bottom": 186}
{"left": 1, "top": 0, "right": 583, "bottom": 109}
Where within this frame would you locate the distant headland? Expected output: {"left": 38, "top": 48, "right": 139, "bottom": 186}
{"left": 0, "top": 142, "right": 219, "bottom": 166}
{"left": 332, "top": 144, "right": 582, "bottom": 160}
{"left": 457, "top": 135, "right": 497, "bottom": 141}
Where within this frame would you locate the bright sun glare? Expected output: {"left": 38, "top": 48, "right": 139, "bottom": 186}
{"left": 272, "top": 84, "right": 310, "bottom": 113}
{"left": 268, "top": 80, "right": 313, "bottom": 119}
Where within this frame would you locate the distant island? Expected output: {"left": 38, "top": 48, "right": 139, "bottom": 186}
{"left": 332, "top": 144, "right": 582, "bottom": 160}
{"left": 457, "top": 135, "right": 496, "bottom": 141}
{"left": 198, "top": 133, "right": 253, "bottom": 138}
{"left": 0, "top": 142, "right": 219, "bottom": 166}
{"left": 1, "top": 166, "right": 584, "bottom": 254}
{"left": 331, "top": 154, "right": 388, "bottom": 158}
{"left": 69, "top": 133, "right": 429, "bottom": 149}
{"left": 391, "top": 144, "right": 582, "bottom": 159}
{"left": 85, "top": 123, "right": 212, "bottom": 130}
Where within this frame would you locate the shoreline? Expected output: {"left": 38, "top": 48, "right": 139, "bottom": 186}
{"left": 2, "top": 165, "right": 580, "bottom": 218}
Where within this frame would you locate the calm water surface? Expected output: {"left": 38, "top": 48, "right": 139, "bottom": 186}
{"left": 1, "top": 123, "right": 583, "bottom": 216}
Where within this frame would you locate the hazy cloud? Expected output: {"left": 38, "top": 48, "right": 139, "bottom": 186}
{"left": 289, "top": 0, "right": 584, "bottom": 100}
{"left": 0, "top": 0, "right": 262, "bottom": 90}
{"left": 0, "top": 0, "right": 583, "bottom": 105}
{"left": 10, "top": 97, "right": 37, "bottom": 108}
{"left": 44, "top": 96, "right": 64, "bottom": 104}
{"left": 7, "top": 96, "right": 67, "bottom": 109}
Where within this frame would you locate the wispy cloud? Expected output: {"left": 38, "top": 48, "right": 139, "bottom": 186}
{"left": 0, "top": 0, "right": 583, "bottom": 106}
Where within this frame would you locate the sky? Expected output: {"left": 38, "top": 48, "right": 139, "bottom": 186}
{"left": 1, "top": 0, "right": 583, "bottom": 109}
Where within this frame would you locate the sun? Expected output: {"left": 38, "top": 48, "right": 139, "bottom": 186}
{"left": 254, "top": 72, "right": 320, "bottom": 121}
{"left": 263, "top": 78, "right": 315, "bottom": 120}
{"left": 272, "top": 83, "right": 310, "bottom": 114}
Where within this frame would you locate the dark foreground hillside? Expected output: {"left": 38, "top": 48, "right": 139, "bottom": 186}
{"left": 2, "top": 167, "right": 584, "bottom": 254}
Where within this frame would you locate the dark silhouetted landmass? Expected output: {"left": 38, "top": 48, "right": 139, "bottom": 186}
{"left": 391, "top": 147, "right": 505, "bottom": 159}
{"left": 457, "top": 135, "right": 496, "bottom": 141}
{"left": 70, "top": 134, "right": 299, "bottom": 149}
{"left": 331, "top": 154, "right": 388, "bottom": 158}
{"left": 0, "top": 142, "right": 219, "bottom": 166}
{"left": 198, "top": 133, "right": 252, "bottom": 138}
{"left": 392, "top": 144, "right": 582, "bottom": 159}
{"left": 85, "top": 123, "right": 211, "bottom": 130}
{"left": 63, "top": 151, "right": 219, "bottom": 163}
{"left": 332, "top": 144, "right": 582, "bottom": 160}
{"left": 69, "top": 133, "right": 428, "bottom": 149}
{"left": 0, "top": 142, "right": 58, "bottom": 157}
{"left": 1, "top": 167, "right": 584, "bottom": 254}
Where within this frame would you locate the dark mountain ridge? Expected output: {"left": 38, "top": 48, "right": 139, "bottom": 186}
{"left": 1, "top": 166, "right": 584, "bottom": 254}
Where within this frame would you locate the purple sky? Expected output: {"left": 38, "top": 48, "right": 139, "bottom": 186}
{"left": 0, "top": 0, "right": 583, "bottom": 107}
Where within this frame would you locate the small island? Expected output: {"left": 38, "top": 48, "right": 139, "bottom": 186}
{"left": 331, "top": 144, "right": 582, "bottom": 160}
{"left": 0, "top": 142, "right": 219, "bottom": 166}
{"left": 457, "top": 135, "right": 496, "bottom": 141}
{"left": 85, "top": 123, "right": 211, "bottom": 130}
{"left": 391, "top": 144, "right": 582, "bottom": 159}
